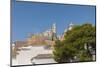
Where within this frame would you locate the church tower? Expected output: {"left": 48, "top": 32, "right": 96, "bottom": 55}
{"left": 51, "top": 23, "right": 57, "bottom": 41}
{"left": 68, "top": 22, "right": 74, "bottom": 30}
{"left": 52, "top": 23, "right": 56, "bottom": 33}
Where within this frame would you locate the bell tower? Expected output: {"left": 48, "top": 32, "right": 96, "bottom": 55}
{"left": 51, "top": 23, "right": 57, "bottom": 41}
{"left": 68, "top": 22, "right": 74, "bottom": 30}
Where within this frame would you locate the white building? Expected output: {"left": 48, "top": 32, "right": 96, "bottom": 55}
{"left": 12, "top": 43, "right": 15, "bottom": 50}
{"left": 52, "top": 23, "right": 56, "bottom": 33}
{"left": 68, "top": 22, "right": 74, "bottom": 30}
{"left": 42, "top": 23, "right": 57, "bottom": 40}
{"left": 12, "top": 45, "right": 56, "bottom": 66}
{"left": 60, "top": 22, "right": 74, "bottom": 40}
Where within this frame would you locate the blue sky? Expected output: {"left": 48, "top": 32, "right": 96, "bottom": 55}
{"left": 12, "top": 0, "right": 96, "bottom": 42}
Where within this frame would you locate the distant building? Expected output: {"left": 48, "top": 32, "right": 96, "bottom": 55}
{"left": 59, "top": 22, "right": 74, "bottom": 41}
{"left": 42, "top": 29, "right": 52, "bottom": 39}
{"left": 14, "top": 41, "right": 28, "bottom": 48}
{"left": 26, "top": 23, "right": 57, "bottom": 45}
{"left": 51, "top": 23, "right": 57, "bottom": 41}
{"left": 42, "top": 23, "right": 56, "bottom": 36}
{"left": 12, "top": 43, "right": 15, "bottom": 50}
{"left": 42, "top": 23, "right": 57, "bottom": 41}
{"left": 68, "top": 22, "right": 74, "bottom": 30}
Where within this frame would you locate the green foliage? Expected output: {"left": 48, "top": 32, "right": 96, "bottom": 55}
{"left": 53, "top": 23, "right": 96, "bottom": 63}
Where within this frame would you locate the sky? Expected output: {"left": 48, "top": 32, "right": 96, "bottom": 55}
{"left": 12, "top": 0, "right": 96, "bottom": 42}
